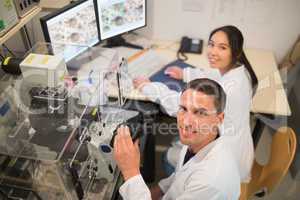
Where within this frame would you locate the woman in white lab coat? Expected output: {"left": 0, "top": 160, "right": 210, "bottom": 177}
{"left": 133, "top": 25, "right": 258, "bottom": 183}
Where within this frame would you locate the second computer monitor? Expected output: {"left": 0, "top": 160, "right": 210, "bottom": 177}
{"left": 96, "top": 0, "right": 146, "bottom": 40}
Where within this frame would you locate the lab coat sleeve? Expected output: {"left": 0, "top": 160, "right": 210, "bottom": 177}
{"left": 119, "top": 175, "right": 151, "bottom": 200}
{"left": 223, "top": 78, "right": 252, "bottom": 130}
{"left": 183, "top": 67, "right": 205, "bottom": 82}
{"left": 158, "top": 173, "right": 175, "bottom": 193}
{"left": 140, "top": 68, "right": 221, "bottom": 117}
{"left": 222, "top": 79, "right": 254, "bottom": 182}
{"left": 183, "top": 67, "right": 221, "bottom": 83}
{"left": 141, "top": 82, "right": 180, "bottom": 117}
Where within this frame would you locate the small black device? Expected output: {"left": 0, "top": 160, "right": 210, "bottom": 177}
{"left": 177, "top": 36, "right": 203, "bottom": 61}
{"left": 1, "top": 57, "right": 22, "bottom": 75}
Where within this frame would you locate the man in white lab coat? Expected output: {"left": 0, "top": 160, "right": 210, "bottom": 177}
{"left": 113, "top": 78, "right": 241, "bottom": 200}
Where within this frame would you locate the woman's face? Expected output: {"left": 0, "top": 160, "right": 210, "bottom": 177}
{"left": 207, "top": 31, "right": 233, "bottom": 73}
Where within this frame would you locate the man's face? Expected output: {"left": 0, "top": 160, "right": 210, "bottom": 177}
{"left": 177, "top": 89, "right": 224, "bottom": 150}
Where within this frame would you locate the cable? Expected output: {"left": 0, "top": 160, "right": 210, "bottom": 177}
{"left": 23, "top": 25, "right": 32, "bottom": 48}
{"left": 0, "top": 53, "right": 4, "bottom": 60}
{"left": 30, "top": 19, "right": 36, "bottom": 44}
{"left": 0, "top": 52, "right": 4, "bottom": 64}
{"left": 177, "top": 51, "right": 188, "bottom": 61}
{"left": 2, "top": 44, "right": 16, "bottom": 57}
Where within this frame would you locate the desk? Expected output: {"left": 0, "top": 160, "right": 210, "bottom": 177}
{"left": 0, "top": 6, "right": 41, "bottom": 46}
{"left": 110, "top": 37, "right": 291, "bottom": 147}
{"left": 110, "top": 39, "right": 291, "bottom": 116}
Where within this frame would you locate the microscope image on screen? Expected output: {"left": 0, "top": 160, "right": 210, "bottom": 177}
{"left": 47, "top": 3, "right": 98, "bottom": 46}
{"left": 40, "top": 0, "right": 101, "bottom": 62}
{"left": 98, "top": 0, "right": 146, "bottom": 40}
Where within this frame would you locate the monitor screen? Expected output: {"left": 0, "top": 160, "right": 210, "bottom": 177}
{"left": 40, "top": 0, "right": 99, "bottom": 62}
{"left": 96, "top": 0, "right": 146, "bottom": 40}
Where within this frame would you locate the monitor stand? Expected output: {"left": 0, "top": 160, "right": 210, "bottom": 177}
{"left": 104, "top": 36, "right": 143, "bottom": 50}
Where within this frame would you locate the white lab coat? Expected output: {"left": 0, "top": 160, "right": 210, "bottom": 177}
{"left": 119, "top": 138, "right": 241, "bottom": 200}
{"left": 141, "top": 66, "right": 254, "bottom": 182}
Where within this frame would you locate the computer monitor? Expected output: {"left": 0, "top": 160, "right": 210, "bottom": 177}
{"left": 40, "top": 0, "right": 100, "bottom": 62}
{"left": 95, "top": 0, "right": 146, "bottom": 49}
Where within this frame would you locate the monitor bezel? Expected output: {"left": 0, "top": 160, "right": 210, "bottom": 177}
{"left": 94, "top": 0, "right": 147, "bottom": 41}
{"left": 40, "top": 0, "right": 101, "bottom": 46}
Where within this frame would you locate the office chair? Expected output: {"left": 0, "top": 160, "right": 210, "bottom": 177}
{"left": 239, "top": 127, "right": 297, "bottom": 200}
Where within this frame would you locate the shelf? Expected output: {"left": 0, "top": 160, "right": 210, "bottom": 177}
{"left": 40, "top": 0, "right": 71, "bottom": 10}
{"left": 0, "top": 6, "right": 42, "bottom": 45}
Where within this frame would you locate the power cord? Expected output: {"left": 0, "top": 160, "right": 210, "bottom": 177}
{"left": 2, "top": 44, "right": 16, "bottom": 57}
{"left": 28, "top": 19, "right": 36, "bottom": 45}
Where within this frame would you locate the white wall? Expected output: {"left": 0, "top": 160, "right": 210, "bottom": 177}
{"left": 4, "top": 0, "right": 300, "bottom": 63}
{"left": 139, "top": 0, "right": 300, "bottom": 63}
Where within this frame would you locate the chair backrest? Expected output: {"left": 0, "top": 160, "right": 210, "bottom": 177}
{"left": 262, "top": 127, "right": 297, "bottom": 193}
{"left": 240, "top": 127, "right": 297, "bottom": 200}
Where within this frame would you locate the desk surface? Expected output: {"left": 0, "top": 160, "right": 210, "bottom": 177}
{"left": 110, "top": 38, "right": 291, "bottom": 116}
{"left": 0, "top": 6, "right": 41, "bottom": 45}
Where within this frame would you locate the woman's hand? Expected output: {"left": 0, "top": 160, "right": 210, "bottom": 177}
{"left": 113, "top": 126, "right": 141, "bottom": 181}
{"left": 164, "top": 66, "right": 183, "bottom": 80}
{"left": 133, "top": 76, "right": 151, "bottom": 91}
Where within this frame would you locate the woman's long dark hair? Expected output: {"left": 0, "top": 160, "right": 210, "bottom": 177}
{"left": 209, "top": 25, "right": 258, "bottom": 94}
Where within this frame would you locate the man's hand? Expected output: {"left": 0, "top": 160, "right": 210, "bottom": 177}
{"left": 113, "top": 126, "right": 141, "bottom": 181}
{"left": 164, "top": 66, "right": 183, "bottom": 80}
{"left": 150, "top": 185, "right": 164, "bottom": 200}
{"left": 133, "top": 76, "right": 151, "bottom": 91}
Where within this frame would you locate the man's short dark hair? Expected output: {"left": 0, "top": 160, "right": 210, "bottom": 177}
{"left": 182, "top": 78, "right": 226, "bottom": 113}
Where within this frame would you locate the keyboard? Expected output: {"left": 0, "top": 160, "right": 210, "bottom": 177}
{"left": 127, "top": 50, "right": 167, "bottom": 78}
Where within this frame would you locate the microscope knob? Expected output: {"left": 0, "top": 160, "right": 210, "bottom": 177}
{"left": 100, "top": 144, "right": 112, "bottom": 153}
{"left": 110, "top": 122, "right": 143, "bottom": 147}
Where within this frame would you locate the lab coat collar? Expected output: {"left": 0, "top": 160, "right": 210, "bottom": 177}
{"left": 180, "top": 139, "right": 218, "bottom": 171}
{"left": 222, "top": 65, "right": 245, "bottom": 78}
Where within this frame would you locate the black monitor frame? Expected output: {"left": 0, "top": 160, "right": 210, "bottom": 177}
{"left": 40, "top": 0, "right": 100, "bottom": 46}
